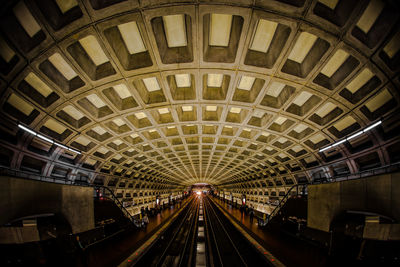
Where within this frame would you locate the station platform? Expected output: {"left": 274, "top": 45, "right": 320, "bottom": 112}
{"left": 212, "top": 197, "right": 328, "bottom": 267}
{"left": 84, "top": 199, "right": 189, "bottom": 267}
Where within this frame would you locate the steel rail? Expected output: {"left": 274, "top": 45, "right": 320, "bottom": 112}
{"left": 178, "top": 196, "right": 199, "bottom": 267}
{"left": 203, "top": 196, "right": 223, "bottom": 267}
{"left": 204, "top": 196, "right": 248, "bottom": 267}
{"left": 154, "top": 198, "right": 198, "bottom": 266}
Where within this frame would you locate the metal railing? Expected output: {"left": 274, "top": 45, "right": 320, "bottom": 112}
{"left": 0, "top": 165, "right": 81, "bottom": 185}
{"left": 315, "top": 161, "right": 400, "bottom": 184}
{"left": 94, "top": 185, "right": 135, "bottom": 223}
{"left": 266, "top": 184, "right": 305, "bottom": 224}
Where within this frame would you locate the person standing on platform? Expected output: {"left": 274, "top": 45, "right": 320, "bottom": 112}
{"left": 143, "top": 214, "right": 149, "bottom": 227}
{"left": 250, "top": 207, "right": 254, "bottom": 223}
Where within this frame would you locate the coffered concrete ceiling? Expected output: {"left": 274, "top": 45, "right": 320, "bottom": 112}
{"left": 0, "top": 0, "right": 399, "bottom": 189}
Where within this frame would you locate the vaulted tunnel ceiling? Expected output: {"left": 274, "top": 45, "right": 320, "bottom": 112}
{"left": 0, "top": 0, "right": 399, "bottom": 189}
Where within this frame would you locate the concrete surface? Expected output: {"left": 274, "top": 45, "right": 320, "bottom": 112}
{"left": 0, "top": 176, "right": 94, "bottom": 234}
{"left": 308, "top": 172, "right": 400, "bottom": 233}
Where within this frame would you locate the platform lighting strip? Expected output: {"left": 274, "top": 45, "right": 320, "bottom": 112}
{"left": 319, "top": 120, "right": 382, "bottom": 153}
{"left": 18, "top": 124, "right": 81, "bottom": 154}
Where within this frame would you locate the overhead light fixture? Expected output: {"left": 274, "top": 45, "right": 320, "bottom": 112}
{"left": 330, "top": 139, "right": 346, "bottom": 148}
{"left": 346, "top": 131, "right": 363, "bottom": 141}
{"left": 36, "top": 134, "right": 53, "bottom": 144}
{"left": 363, "top": 120, "right": 382, "bottom": 132}
{"left": 18, "top": 124, "right": 81, "bottom": 154}
{"left": 319, "top": 120, "right": 382, "bottom": 153}
{"left": 319, "top": 145, "right": 332, "bottom": 153}
{"left": 54, "top": 142, "right": 68, "bottom": 150}
{"left": 68, "top": 148, "right": 81, "bottom": 154}
{"left": 18, "top": 124, "right": 36, "bottom": 136}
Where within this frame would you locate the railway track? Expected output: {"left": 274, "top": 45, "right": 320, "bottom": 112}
{"left": 131, "top": 196, "right": 199, "bottom": 267}
{"left": 130, "top": 194, "right": 276, "bottom": 267}
{"left": 203, "top": 196, "right": 273, "bottom": 267}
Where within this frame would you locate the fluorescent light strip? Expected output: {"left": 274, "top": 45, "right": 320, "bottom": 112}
{"left": 319, "top": 145, "right": 332, "bottom": 152}
{"left": 18, "top": 124, "right": 81, "bottom": 154}
{"left": 319, "top": 120, "right": 381, "bottom": 152}
{"left": 68, "top": 148, "right": 81, "bottom": 154}
{"left": 363, "top": 120, "right": 382, "bottom": 132}
{"left": 55, "top": 142, "right": 68, "bottom": 150}
{"left": 346, "top": 131, "right": 363, "bottom": 141}
{"left": 37, "top": 134, "right": 54, "bottom": 144}
{"left": 330, "top": 139, "right": 346, "bottom": 148}
{"left": 18, "top": 124, "right": 36, "bottom": 136}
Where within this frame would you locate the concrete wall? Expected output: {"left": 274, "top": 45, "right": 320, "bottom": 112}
{"left": 308, "top": 172, "right": 400, "bottom": 232}
{"left": 0, "top": 176, "right": 94, "bottom": 234}
{"left": 0, "top": 226, "right": 40, "bottom": 244}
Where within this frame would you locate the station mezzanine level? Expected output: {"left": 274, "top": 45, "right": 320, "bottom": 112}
{"left": 0, "top": 0, "right": 400, "bottom": 266}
